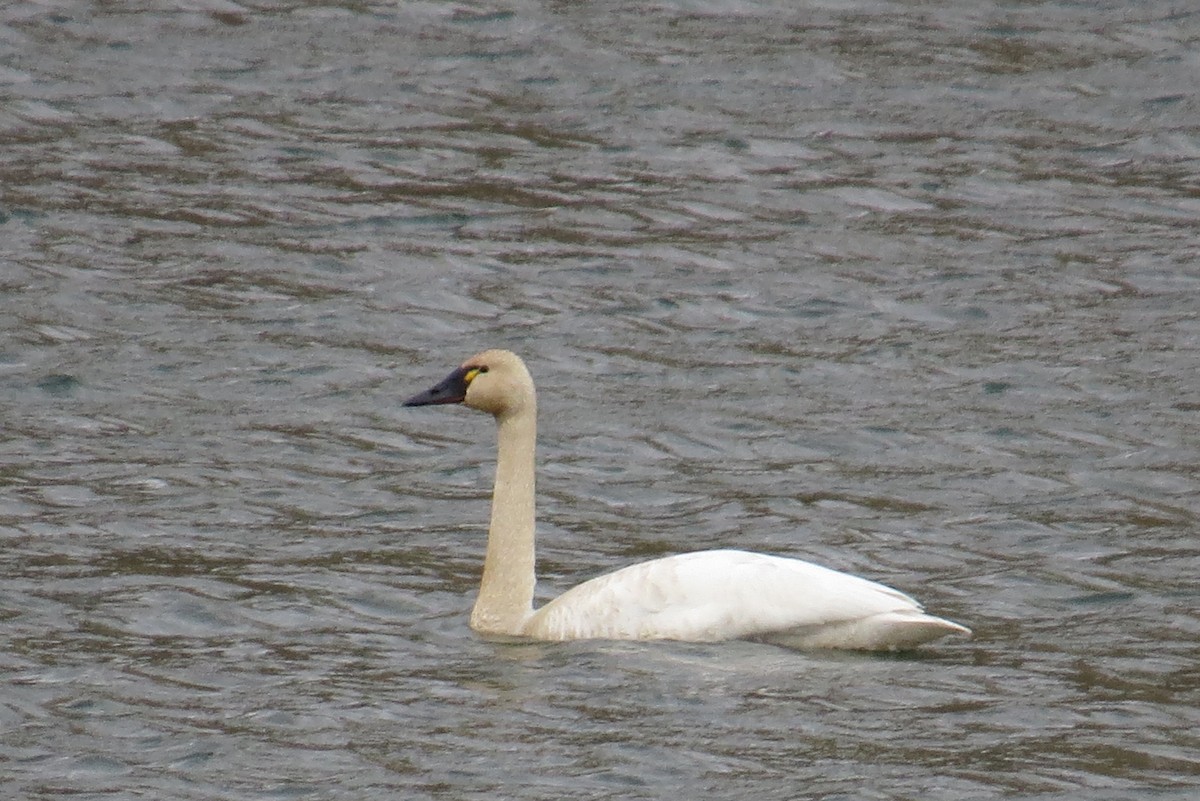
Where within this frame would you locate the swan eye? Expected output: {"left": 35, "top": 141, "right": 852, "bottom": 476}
{"left": 464, "top": 365, "right": 488, "bottom": 383}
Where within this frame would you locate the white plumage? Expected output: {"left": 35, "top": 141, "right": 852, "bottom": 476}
{"left": 405, "top": 349, "right": 970, "bottom": 651}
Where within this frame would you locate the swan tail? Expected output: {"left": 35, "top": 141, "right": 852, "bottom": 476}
{"left": 758, "top": 611, "right": 972, "bottom": 652}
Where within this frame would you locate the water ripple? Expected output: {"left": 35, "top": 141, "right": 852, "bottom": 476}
{"left": 4, "top": 1, "right": 1200, "bottom": 799}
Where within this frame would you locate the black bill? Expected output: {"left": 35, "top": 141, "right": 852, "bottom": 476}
{"left": 403, "top": 366, "right": 472, "bottom": 406}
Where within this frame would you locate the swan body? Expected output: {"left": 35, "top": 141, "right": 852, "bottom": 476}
{"left": 404, "top": 349, "right": 970, "bottom": 651}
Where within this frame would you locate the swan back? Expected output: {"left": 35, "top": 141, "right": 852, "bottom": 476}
{"left": 524, "top": 549, "right": 970, "bottom": 650}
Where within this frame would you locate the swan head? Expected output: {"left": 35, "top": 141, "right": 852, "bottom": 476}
{"left": 403, "top": 349, "right": 535, "bottom": 418}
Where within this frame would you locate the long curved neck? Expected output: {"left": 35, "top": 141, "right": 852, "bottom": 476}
{"left": 470, "top": 403, "right": 537, "bottom": 635}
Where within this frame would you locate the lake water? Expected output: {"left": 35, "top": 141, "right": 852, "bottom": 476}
{"left": 2, "top": 1, "right": 1198, "bottom": 799}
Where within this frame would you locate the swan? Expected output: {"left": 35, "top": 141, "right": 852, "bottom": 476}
{"left": 404, "top": 349, "right": 971, "bottom": 651}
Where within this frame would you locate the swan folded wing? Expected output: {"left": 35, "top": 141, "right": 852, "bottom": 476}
{"left": 523, "top": 549, "right": 955, "bottom": 647}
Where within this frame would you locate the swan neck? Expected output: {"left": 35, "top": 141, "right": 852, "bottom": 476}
{"left": 472, "top": 405, "right": 537, "bottom": 634}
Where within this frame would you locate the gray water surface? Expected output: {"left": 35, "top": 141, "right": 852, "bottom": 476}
{"left": 3, "top": 2, "right": 1199, "bottom": 799}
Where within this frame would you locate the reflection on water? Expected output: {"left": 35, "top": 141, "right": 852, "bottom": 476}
{"left": 3, "top": 1, "right": 1199, "bottom": 799}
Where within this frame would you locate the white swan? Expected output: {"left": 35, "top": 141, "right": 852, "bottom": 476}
{"left": 404, "top": 349, "right": 971, "bottom": 651}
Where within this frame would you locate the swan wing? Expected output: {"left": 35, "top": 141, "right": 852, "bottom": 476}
{"left": 524, "top": 549, "right": 969, "bottom": 650}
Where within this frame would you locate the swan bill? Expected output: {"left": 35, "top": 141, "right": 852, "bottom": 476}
{"left": 404, "top": 366, "right": 473, "bottom": 406}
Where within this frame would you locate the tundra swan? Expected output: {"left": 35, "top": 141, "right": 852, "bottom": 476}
{"left": 404, "top": 349, "right": 970, "bottom": 651}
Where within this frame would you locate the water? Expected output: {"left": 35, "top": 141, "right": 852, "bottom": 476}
{"left": 3, "top": 1, "right": 1199, "bottom": 798}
